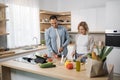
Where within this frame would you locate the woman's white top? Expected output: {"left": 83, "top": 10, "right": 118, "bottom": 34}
{"left": 74, "top": 34, "right": 94, "bottom": 54}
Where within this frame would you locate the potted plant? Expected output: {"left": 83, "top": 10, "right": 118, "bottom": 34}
{"left": 41, "top": 40, "right": 45, "bottom": 45}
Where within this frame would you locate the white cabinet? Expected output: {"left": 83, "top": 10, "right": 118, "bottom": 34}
{"left": 71, "top": 8, "right": 96, "bottom": 32}
{"left": 96, "top": 7, "right": 106, "bottom": 31}
{"left": 106, "top": 1, "right": 120, "bottom": 30}
{"left": 107, "top": 48, "right": 120, "bottom": 74}
{"left": 71, "top": 7, "right": 105, "bottom": 32}
{"left": 106, "top": 1, "right": 120, "bottom": 74}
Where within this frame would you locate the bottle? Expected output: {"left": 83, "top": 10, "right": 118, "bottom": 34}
{"left": 60, "top": 55, "right": 64, "bottom": 64}
{"left": 76, "top": 60, "right": 81, "bottom": 72}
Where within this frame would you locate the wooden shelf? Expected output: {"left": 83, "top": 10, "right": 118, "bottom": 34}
{"left": 0, "top": 3, "right": 8, "bottom": 36}
{"left": 40, "top": 10, "right": 71, "bottom": 33}
{"left": 40, "top": 31, "right": 45, "bottom": 34}
{"left": 40, "top": 10, "right": 70, "bottom": 16}
{"left": 0, "top": 3, "right": 8, "bottom": 8}
{"left": 40, "top": 22, "right": 50, "bottom": 24}
{"left": 59, "top": 22, "right": 71, "bottom": 25}
{"left": 0, "top": 19, "right": 9, "bottom": 22}
{"left": 40, "top": 10, "right": 71, "bottom": 41}
{"left": 0, "top": 33, "right": 9, "bottom": 36}
{"left": 40, "top": 22, "right": 71, "bottom": 25}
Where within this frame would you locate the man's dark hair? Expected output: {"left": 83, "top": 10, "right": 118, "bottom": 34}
{"left": 49, "top": 15, "right": 57, "bottom": 20}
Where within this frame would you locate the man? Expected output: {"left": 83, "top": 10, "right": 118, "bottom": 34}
{"left": 45, "top": 15, "right": 70, "bottom": 57}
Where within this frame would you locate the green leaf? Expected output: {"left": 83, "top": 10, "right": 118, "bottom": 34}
{"left": 101, "top": 47, "right": 113, "bottom": 61}
{"left": 99, "top": 46, "right": 107, "bottom": 59}
{"left": 87, "top": 53, "right": 92, "bottom": 58}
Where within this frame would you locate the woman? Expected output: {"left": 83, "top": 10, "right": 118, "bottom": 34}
{"left": 72, "top": 21, "right": 94, "bottom": 62}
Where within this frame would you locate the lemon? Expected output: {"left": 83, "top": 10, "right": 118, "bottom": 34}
{"left": 64, "top": 60, "right": 71, "bottom": 67}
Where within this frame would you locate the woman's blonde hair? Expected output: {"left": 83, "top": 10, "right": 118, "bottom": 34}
{"left": 78, "top": 21, "right": 89, "bottom": 33}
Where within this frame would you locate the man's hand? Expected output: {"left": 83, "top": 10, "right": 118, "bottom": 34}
{"left": 52, "top": 53, "right": 58, "bottom": 58}
{"left": 59, "top": 47, "right": 64, "bottom": 53}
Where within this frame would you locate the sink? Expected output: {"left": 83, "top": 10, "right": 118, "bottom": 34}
{"left": 22, "top": 46, "right": 35, "bottom": 50}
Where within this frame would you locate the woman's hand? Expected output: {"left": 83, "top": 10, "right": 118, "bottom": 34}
{"left": 71, "top": 51, "right": 75, "bottom": 58}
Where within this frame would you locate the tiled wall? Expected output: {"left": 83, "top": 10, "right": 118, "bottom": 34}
{"left": 90, "top": 33, "right": 105, "bottom": 45}
{"left": 69, "top": 33, "right": 105, "bottom": 46}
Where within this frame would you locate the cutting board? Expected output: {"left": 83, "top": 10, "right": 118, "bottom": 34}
{"left": 0, "top": 51, "right": 15, "bottom": 58}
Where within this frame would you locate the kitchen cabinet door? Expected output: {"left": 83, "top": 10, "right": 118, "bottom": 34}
{"left": 71, "top": 8, "right": 96, "bottom": 32}
{"left": 107, "top": 48, "right": 120, "bottom": 74}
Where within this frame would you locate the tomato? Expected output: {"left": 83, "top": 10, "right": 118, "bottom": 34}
{"left": 66, "top": 63, "right": 73, "bottom": 69}
{"left": 47, "top": 58, "right": 53, "bottom": 62}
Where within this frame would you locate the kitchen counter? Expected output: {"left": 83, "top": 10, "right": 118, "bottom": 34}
{"left": 1, "top": 59, "right": 113, "bottom": 80}
{"left": 12, "top": 45, "right": 46, "bottom": 54}
{"left": 0, "top": 45, "right": 46, "bottom": 62}
{"left": 0, "top": 44, "right": 74, "bottom": 62}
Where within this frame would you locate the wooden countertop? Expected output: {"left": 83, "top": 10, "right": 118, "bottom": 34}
{"left": 0, "top": 45, "right": 46, "bottom": 62}
{"left": 1, "top": 60, "right": 113, "bottom": 80}
{"left": 13, "top": 45, "right": 46, "bottom": 54}
{"left": 0, "top": 44, "right": 73, "bottom": 61}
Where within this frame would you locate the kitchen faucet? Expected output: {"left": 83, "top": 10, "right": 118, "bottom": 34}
{"left": 33, "top": 37, "right": 38, "bottom": 48}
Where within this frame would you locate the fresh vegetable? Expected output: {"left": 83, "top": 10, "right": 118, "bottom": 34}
{"left": 64, "top": 60, "right": 73, "bottom": 69}
{"left": 92, "top": 52, "right": 97, "bottom": 60}
{"left": 47, "top": 58, "right": 53, "bottom": 62}
{"left": 87, "top": 53, "right": 92, "bottom": 58}
{"left": 66, "top": 63, "right": 73, "bottom": 69}
{"left": 39, "top": 62, "right": 56, "bottom": 68}
{"left": 87, "top": 46, "right": 113, "bottom": 62}
{"left": 64, "top": 60, "right": 71, "bottom": 67}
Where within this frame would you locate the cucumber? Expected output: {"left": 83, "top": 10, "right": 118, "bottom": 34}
{"left": 39, "top": 62, "right": 56, "bottom": 68}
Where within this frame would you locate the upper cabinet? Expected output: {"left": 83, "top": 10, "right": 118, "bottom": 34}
{"left": 0, "top": 3, "right": 8, "bottom": 35}
{"left": 71, "top": 8, "right": 105, "bottom": 33}
{"left": 40, "top": 10, "right": 71, "bottom": 33}
{"left": 106, "top": 1, "right": 120, "bottom": 30}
